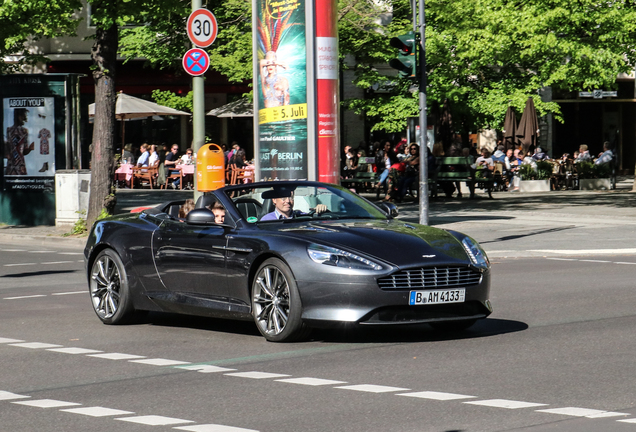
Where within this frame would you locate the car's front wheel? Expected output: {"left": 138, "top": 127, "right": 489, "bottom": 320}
{"left": 251, "top": 258, "right": 309, "bottom": 342}
{"left": 89, "top": 249, "right": 134, "bottom": 325}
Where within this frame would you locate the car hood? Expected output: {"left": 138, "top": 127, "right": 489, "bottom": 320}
{"left": 264, "top": 219, "right": 471, "bottom": 267}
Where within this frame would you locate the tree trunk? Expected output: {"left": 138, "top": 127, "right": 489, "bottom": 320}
{"left": 87, "top": 23, "right": 118, "bottom": 228}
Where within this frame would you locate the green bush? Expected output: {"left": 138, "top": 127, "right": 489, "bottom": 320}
{"left": 576, "top": 161, "right": 611, "bottom": 179}
{"left": 535, "top": 161, "right": 553, "bottom": 180}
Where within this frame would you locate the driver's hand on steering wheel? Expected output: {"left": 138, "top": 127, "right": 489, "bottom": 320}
{"left": 315, "top": 204, "right": 328, "bottom": 214}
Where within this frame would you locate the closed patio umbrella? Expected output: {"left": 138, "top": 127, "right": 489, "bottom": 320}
{"left": 516, "top": 97, "right": 539, "bottom": 154}
{"left": 502, "top": 106, "right": 518, "bottom": 151}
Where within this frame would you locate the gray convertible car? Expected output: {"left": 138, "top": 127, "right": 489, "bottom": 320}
{"left": 84, "top": 181, "right": 492, "bottom": 342}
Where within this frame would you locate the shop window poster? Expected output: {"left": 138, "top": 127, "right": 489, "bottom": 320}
{"left": 3, "top": 97, "right": 55, "bottom": 191}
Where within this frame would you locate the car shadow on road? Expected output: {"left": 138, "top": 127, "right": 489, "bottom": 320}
{"left": 140, "top": 312, "right": 262, "bottom": 337}
{"left": 133, "top": 313, "right": 527, "bottom": 343}
{"left": 312, "top": 318, "right": 528, "bottom": 344}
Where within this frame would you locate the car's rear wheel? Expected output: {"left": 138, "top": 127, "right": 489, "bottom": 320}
{"left": 251, "top": 258, "right": 309, "bottom": 342}
{"left": 429, "top": 318, "right": 477, "bottom": 332}
{"left": 89, "top": 249, "right": 134, "bottom": 325}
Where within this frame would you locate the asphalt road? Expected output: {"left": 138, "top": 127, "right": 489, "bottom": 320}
{"left": 2, "top": 242, "right": 636, "bottom": 431}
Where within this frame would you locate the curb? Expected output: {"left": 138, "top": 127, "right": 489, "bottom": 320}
{"left": 0, "top": 232, "right": 86, "bottom": 249}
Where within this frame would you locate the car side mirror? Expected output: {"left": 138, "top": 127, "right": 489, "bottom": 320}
{"left": 185, "top": 208, "right": 217, "bottom": 225}
{"left": 378, "top": 202, "right": 398, "bottom": 219}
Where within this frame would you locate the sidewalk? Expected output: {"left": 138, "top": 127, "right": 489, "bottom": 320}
{"left": 1, "top": 178, "right": 634, "bottom": 254}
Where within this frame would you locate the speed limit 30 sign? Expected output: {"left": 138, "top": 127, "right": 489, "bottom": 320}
{"left": 187, "top": 8, "right": 218, "bottom": 48}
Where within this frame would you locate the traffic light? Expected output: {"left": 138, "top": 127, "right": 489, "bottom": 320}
{"left": 389, "top": 32, "right": 417, "bottom": 79}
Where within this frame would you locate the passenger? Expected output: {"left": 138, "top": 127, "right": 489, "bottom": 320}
{"left": 209, "top": 201, "right": 226, "bottom": 224}
{"left": 179, "top": 199, "right": 195, "bottom": 218}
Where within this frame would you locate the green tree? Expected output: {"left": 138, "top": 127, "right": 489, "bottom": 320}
{"left": 341, "top": 0, "right": 636, "bottom": 135}
{"left": 0, "top": 0, "right": 82, "bottom": 73}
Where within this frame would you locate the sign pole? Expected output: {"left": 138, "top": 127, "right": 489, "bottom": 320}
{"left": 418, "top": 0, "right": 429, "bottom": 225}
{"left": 192, "top": 0, "right": 205, "bottom": 201}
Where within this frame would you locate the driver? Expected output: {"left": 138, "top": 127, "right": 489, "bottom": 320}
{"left": 261, "top": 187, "right": 327, "bottom": 221}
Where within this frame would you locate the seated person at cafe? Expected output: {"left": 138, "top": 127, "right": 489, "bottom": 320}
{"left": 475, "top": 148, "right": 494, "bottom": 171}
{"left": 122, "top": 143, "right": 134, "bottom": 164}
{"left": 165, "top": 144, "right": 181, "bottom": 188}
{"left": 180, "top": 148, "right": 194, "bottom": 164}
{"left": 574, "top": 144, "right": 591, "bottom": 162}
{"left": 136, "top": 143, "right": 150, "bottom": 167}
{"left": 260, "top": 186, "right": 327, "bottom": 220}
{"left": 178, "top": 199, "right": 195, "bottom": 219}
{"left": 207, "top": 201, "right": 226, "bottom": 224}
{"left": 595, "top": 141, "right": 613, "bottom": 165}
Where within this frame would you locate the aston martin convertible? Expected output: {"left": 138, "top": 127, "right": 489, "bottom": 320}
{"left": 84, "top": 181, "right": 492, "bottom": 342}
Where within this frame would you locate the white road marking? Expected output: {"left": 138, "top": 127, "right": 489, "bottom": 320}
{"left": 0, "top": 338, "right": 25, "bottom": 343}
{"left": 42, "top": 261, "right": 74, "bottom": 265}
{"left": 465, "top": 399, "right": 547, "bottom": 409}
{"left": 116, "top": 415, "right": 194, "bottom": 426}
{"left": 61, "top": 406, "right": 135, "bottom": 417}
{"left": 29, "top": 251, "right": 55, "bottom": 253}
{"left": 225, "top": 371, "right": 291, "bottom": 379}
{"left": 58, "top": 252, "right": 84, "bottom": 255}
{"left": 531, "top": 248, "right": 636, "bottom": 255}
{"left": 579, "top": 260, "right": 611, "bottom": 263}
{"left": 9, "top": 342, "right": 62, "bottom": 349}
{"left": 0, "top": 249, "right": 25, "bottom": 252}
{"left": 335, "top": 384, "right": 410, "bottom": 393}
{"left": 4, "top": 263, "right": 36, "bottom": 267}
{"left": 52, "top": 291, "right": 86, "bottom": 296}
{"left": 546, "top": 258, "right": 578, "bottom": 261}
{"left": 47, "top": 347, "right": 103, "bottom": 355}
{"left": 537, "top": 407, "right": 627, "bottom": 417}
{"left": 618, "top": 418, "right": 636, "bottom": 423}
{"left": 175, "top": 425, "right": 260, "bottom": 432}
{"left": 275, "top": 377, "right": 347, "bottom": 386}
{"left": 13, "top": 399, "right": 81, "bottom": 408}
{"left": 87, "top": 352, "right": 146, "bottom": 360}
{"left": 0, "top": 390, "right": 29, "bottom": 400}
{"left": 176, "top": 365, "right": 236, "bottom": 373}
{"left": 129, "top": 358, "right": 190, "bottom": 366}
{"left": 4, "top": 295, "right": 46, "bottom": 300}
{"left": 615, "top": 262, "right": 636, "bottom": 265}
{"left": 398, "top": 391, "right": 476, "bottom": 401}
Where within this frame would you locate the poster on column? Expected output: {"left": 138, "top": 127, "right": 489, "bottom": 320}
{"left": 256, "top": 0, "right": 308, "bottom": 180}
{"left": 3, "top": 97, "right": 55, "bottom": 191}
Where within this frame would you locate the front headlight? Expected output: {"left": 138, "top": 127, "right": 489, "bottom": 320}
{"left": 462, "top": 237, "right": 490, "bottom": 269}
{"left": 307, "top": 244, "right": 383, "bottom": 271}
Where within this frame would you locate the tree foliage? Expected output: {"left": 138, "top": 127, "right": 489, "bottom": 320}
{"left": 0, "top": 0, "right": 82, "bottom": 73}
{"left": 341, "top": 0, "right": 636, "bottom": 133}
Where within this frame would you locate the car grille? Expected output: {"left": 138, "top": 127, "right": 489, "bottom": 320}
{"left": 378, "top": 266, "right": 482, "bottom": 290}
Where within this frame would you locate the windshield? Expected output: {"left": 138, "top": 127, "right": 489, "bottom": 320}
{"left": 224, "top": 182, "right": 388, "bottom": 223}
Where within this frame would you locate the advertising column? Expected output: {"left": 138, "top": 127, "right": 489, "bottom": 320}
{"left": 255, "top": 0, "right": 308, "bottom": 180}
{"left": 315, "top": 0, "right": 340, "bottom": 184}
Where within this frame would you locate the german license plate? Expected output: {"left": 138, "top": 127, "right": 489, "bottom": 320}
{"left": 409, "top": 289, "right": 465, "bottom": 305}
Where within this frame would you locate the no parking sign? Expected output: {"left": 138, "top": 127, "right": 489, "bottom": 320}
{"left": 182, "top": 48, "right": 210, "bottom": 76}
